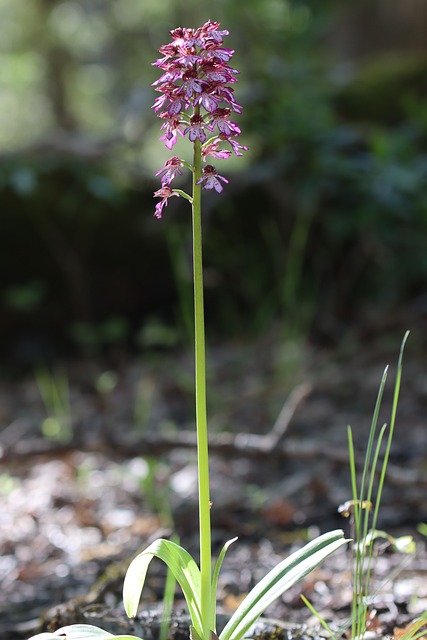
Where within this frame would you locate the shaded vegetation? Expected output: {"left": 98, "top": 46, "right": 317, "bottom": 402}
{"left": 2, "top": 0, "right": 427, "bottom": 360}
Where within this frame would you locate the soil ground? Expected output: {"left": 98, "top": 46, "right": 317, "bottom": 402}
{"left": 1, "top": 326, "right": 427, "bottom": 639}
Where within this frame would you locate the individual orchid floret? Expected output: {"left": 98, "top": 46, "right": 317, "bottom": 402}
{"left": 195, "top": 91, "right": 221, "bottom": 113}
{"left": 159, "top": 115, "right": 184, "bottom": 150}
{"left": 152, "top": 83, "right": 181, "bottom": 114}
{"left": 200, "top": 62, "right": 237, "bottom": 85}
{"left": 215, "top": 87, "right": 242, "bottom": 113}
{"left": 201, "top": 139, "right": 231, "bottom": 162}
{"left": 204, "top": 46, "right": 235, "bottom": 63}
{"left": 220, "top": 134, "right": 248, "bottom": 156}
{"left": 203, "top": 23, "right": 229, "bottom": 42}
{"left": 155, "top": 156, "right": 184, "bottom": 186}
{"left": 196, "top": 165, "right": 229, "bottom": 193}
{"left": 184, "top": 114, "right": 211, "bottom": 143}
{"left": 210, "top": 107, "right": 241, "bottom": 137}
{"left": 154, "top": 186, "right": 180, "bottom": 219}
{"left": 180, "top": 71, "right": 206, "bottom": 99}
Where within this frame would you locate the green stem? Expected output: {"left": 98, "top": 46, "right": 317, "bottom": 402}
{"left": 192, "top": 134, "right": 212, "bottom": 638}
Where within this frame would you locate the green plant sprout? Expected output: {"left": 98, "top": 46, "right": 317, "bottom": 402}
{"left": 302, "top": 332, "right": 413, "bottom": 640}
{"left": 27, "top": 21, "right": 347, "bottom": 640}
{"left": 35, "top": 364, "right": 73, "bottom": 443}
{"left": 139, "top": 457, "right": 174, "bottom": 528}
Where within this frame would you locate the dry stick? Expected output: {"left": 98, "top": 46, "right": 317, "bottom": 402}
{"left": 1, "top": 382, "right": 310, "bottom": 459}
{"left": 2, "top": 432, "right": 426, "bottom": 487}
{"left": 1, "top": 383, "right": 426, "bottom": 489}
{"left": 268, "top": 382, "right": 312, "bottom": 448}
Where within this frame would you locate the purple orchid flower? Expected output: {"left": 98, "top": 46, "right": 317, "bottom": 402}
{"left": 196, "top": 165, "right": 229, "bottom": 193}
{"left": 152, "top": 20, "right": 247, "bottom": 215}
{"left": 153, "top": 186, "right": 180, "bottom": 219}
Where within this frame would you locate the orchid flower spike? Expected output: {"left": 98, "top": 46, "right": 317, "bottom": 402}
{"left": 152, "top": 20, "right": 247, "bottom": 217}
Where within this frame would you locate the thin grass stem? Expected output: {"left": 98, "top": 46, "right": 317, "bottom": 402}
{"left": 300, "top": 595, "right": 335, "bottom": 637}
{"left": 348, "top": 332, "right": 409, "bottom": 640}
{"left": 372, "top": 331, "right": 409, "bottom": 528}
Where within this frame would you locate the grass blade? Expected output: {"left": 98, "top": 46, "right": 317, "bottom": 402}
{"left": 210, "top": 537, "right": 238, "bottom": 632}
{"left": 300, "top": 594, "right": 335, "bottom": 636}
{"left": 28, "top": 625, "right": 143, "bottom": 639}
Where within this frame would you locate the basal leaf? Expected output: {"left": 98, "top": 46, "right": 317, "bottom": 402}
{"left": 219, "top": 530, "right": 349, "bottom": 640}
{"left": 210, "top": 537, "right": 238, "bottom": 632}
{"left": 123, "top": 538, "right": 203, "bottom": 637}
{"left": 28, "top": 625, "right": 142, "bottom": 640}
{"left": 27, "top": 635, "right": 63, "bottom": 640}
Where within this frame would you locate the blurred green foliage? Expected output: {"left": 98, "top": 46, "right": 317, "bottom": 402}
{"left": 2, "top": 0, "right": 427, "bottom": 359}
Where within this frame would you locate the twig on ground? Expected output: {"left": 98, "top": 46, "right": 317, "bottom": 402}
{"left": 268, "top": 383, "right": 312, "bottom": 448}
{"left": 1, "top": 383, "right": 426, "bottom": 488}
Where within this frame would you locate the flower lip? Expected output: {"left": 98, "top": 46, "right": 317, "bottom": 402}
{"left": 219, "top": 134, "right": 248, "bottom": 155}
{"left": 201, "top": 139, "right": 231, "bottom": 161}
{"left": 159, "top": 114, "right": 184, "bottom": 149}
{"left": 153, "top": 185, "right": 180, "bottom": 219}
{"left": 210, "top": 108, "right": 241, "bottom": 137}
{"left": 196, "top": 165, "right": 229, "bottom": 193}
{"left": 184, "top": 113, "right": 211, "bottom": 143}
{"left": 155, "top": 156, "right": 184, "bottom": 186}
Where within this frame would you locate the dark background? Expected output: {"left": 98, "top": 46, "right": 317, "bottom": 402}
{"left": 2, "top": 0, "right": 427, "bottom": 363}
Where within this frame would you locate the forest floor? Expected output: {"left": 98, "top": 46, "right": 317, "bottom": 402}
{"left": 1, "top": 325, "right": 427, "bottom": 639}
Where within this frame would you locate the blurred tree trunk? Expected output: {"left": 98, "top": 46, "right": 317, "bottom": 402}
{"left": 36, "top": 0, "right": 78, "bottom": 131}
{"left": 29, "top": 1, "right": 91, "bottom": 321}
{"left": 329, "top": 0, "right": 427, "bottom": 59}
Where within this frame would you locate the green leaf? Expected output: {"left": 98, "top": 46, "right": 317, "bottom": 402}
{"left": 27, "top": 635, "right": 62, "bottom": 640}
{"left": 28, "top": 625, "right": 143, "bottom": 640}
{"left": 364, "top": 529, "right": 416, "bottom": 554}
{"left": 392, "top": 535, "right": 416, "bottom": 554}
{"left": 219, "top": 530, "right": 349, "bottom": 640}
{"left": 123, "top": 538, "right": 203, "bottom": 637}
{"left": 190, "top": 625, "right": 203, "bottom": 640}
{"left": 210, "top": 537, "right": 237, "bottom": 632}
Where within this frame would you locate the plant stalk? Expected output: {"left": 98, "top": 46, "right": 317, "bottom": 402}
{"left": 192, "top": 133, "right": 212, "bottom": 639}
